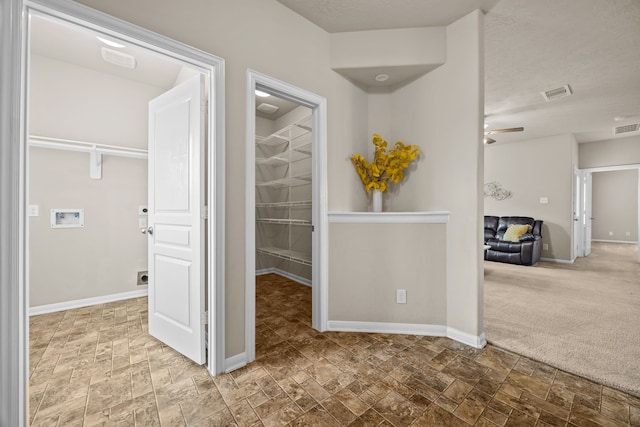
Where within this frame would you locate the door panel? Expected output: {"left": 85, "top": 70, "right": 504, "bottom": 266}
{"left": 584, "top": 172, "right": 593, "bottom": 257}
{"left": 148, "top": 75, "right": 205, "bottom": 364}
{"left": 574, "top": 170, "right": 583, "bottom": 258}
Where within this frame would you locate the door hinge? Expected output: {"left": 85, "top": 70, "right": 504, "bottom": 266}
{"left": 312, "top": 225, "right": 315, "bottom": 232}
{"left": 202, "top": 206, "right": 208, "bottom": 219}
{"left": 203, "top": 310, "right": 208, "bottom": 325}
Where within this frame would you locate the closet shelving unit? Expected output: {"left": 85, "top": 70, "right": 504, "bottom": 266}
{"left": 256, "top": 115, "right": 312, "bottom": 268}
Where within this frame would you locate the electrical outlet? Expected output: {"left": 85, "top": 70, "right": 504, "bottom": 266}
{"left": 626, "top": 231, "right": 631, "bottom": 236}
{"left": 609, "top": 231, "right": 614, "bottom": 236}
{"left": 539, "top": 197, "right": 548, "bottom": 204}
{"left": 543, "top": 243, "right": 549, "bottom": 251}
{"left": 396, "top": 289, "right": 407, "bottom": 304}
{"left": 28, "top": 204, "right": 39, "bottom": 217}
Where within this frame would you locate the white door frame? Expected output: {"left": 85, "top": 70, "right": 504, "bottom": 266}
{"left": 577, "top": 164, "right": 640, "bottom": 262}
{"left": 1, "top": 1, "right": 226, "bottom": 423}
{"left": 244, "top": 70, "right": 328, "bottom": 364}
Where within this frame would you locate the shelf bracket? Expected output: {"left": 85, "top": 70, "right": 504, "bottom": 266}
{"left": 90, "top": 146, "right": 102, "bottom": 180}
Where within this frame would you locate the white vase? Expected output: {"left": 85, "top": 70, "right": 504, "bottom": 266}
{"left": 371, "top": 189, "right": 382, "bottom": 212}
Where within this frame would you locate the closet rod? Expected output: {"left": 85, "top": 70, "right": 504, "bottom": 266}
{"left": 29, "top": 135, "right": 148, "bottom": 159}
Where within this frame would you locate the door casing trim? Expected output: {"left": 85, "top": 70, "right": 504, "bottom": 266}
{"left": 245, "top": 69, "right": 328, "bottom": 363}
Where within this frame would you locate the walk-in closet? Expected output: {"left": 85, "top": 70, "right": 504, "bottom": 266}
{"left": 255, "top": 100, "right": 313, "bottom": 285}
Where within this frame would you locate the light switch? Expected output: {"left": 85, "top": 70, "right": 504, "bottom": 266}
{"left": 539, "top": 197, "right": 549, "bottom": 204}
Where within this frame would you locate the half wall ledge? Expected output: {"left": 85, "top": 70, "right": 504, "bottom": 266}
{"left": 328, "top": 211, "right": 450, "bottom": 224}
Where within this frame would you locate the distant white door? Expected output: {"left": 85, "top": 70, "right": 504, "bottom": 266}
{"left": 573, "top": 169, "right": 582, "bottom": 258}
{"left": 148, "top": 76, "right": 205, "bottom": 364}
{"left": 584, "top": 172, "right": 593, "bottom": 257}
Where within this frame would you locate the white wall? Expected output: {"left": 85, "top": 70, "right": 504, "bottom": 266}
{"left": 330, "top": 27, "right": 446, "bottom": 69}
{"left": 75, "top": 0, "right": 485, "bottom": 355}
{"left": 329, "top": 223, "right": 447, "bottom": 325}
{"left": 391, "top": 11, "right": 485, "bottom": 337}
{"left": 579, "top": 135, "right": 640, "bottom": 169}
{"left": 29, "top": 54, "right": 166, "bottom": 307}
{"left": 591, "top": 170, "right": 638, "bottom": 242}
{"left": 578, "top": 136, "right": 640, "bottom": 246}
{"left": 485, "top": 134, "right": 576, "bottom": 261}
{"left": 76, "top": 0, "right": 369, "bottom": 357}
{"left": 330, "top": 11, "right": 485, "bottom": 340}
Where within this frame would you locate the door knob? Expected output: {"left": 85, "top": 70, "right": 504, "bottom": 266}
{"left": 147, "top": 226, "right": 153, "bottom": 235}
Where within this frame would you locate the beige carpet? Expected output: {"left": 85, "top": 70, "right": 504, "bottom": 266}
{"left": 484, "top": 242, "right": 640, "bottom": 397}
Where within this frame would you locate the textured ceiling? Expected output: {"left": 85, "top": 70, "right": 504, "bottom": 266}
{"left": 484, "top": 0, "right": 640, "bottom": 144}
{"left": 278, "top": 0, "right": 640, "bottom": 144}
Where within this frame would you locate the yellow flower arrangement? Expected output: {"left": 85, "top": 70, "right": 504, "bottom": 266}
{"left": 350, "top": 134, "right": 420, "bottom": 193}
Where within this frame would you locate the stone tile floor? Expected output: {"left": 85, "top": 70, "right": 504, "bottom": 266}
{"left": 29, "top": 273, "right": 640, "bottom": 426}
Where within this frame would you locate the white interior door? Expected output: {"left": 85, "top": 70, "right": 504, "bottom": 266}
{"left": 573, "top": 169, "right": 583, "bottom": 258}
{"left": 584, "top": 172, "right": 593, "bottom": 257}
{"left": 148, "top": 75, "right": 205, "bottom": 364}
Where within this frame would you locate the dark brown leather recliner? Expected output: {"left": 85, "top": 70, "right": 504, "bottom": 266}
{"left": 484, "top": 216, "right": 543, "bottom": 266}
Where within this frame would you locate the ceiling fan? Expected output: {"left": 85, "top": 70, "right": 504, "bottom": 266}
{"left": 484, "top": 127, "right": 524, "bottom": 144}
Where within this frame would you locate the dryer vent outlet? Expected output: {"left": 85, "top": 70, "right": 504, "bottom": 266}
{"left": 137, "top": 271, "right": 149, "bottom": 286}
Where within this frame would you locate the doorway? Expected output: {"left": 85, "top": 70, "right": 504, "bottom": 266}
{"left": 575, "top": 165, "right": 640, "bottom": 262}
{"left": 244, "top": 70, "right": 328, "bottom": 365}
{"left": 2, "top": 1, "right": 225, "bottom": 424}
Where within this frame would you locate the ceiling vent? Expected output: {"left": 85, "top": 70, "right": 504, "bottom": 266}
{"left": 614, "top": 123, "right": 640, "bottom": 135}
{"left": 101, "top": 47, "right": 136, "bottom": 69}
{"left": 257, "top": 103, "right": 279, "bottom": 114}
{"left": 541, "top": 84, "right": 572, "bottom": 102}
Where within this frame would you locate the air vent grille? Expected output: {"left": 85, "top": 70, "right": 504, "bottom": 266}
{"left": 541, "top": 84, "right": 572, "bottom": 102}
{"left": 614, "top": 123, "right": 640, "bottom": 135}
{"left": 257, "top": 103, "right": 279, "bottom": 114}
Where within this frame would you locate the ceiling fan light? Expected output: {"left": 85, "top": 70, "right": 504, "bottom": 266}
{"left": 255, "top": 90, "right": 271, "bottom": 97}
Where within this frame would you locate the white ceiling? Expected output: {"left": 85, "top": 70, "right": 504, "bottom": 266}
{"left": 31, "top": 1, "right": 640, "bottom": 143}
{"left": 30, "top": 14, "right": 299, "bottom": 121}
{"left": 278, "top": 0, "right": 640, "bottom": 144}
{"left": 30, "top": 15, "right": 184, "bottom": 89}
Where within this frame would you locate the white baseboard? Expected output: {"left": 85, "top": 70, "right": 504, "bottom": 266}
{"left": 29, "top": 289, "right": 148, "bottom": 316}
{"left": 592, "top": 239, "right": 638, "bottom": 244}
{"left": 256, "top": 268, "right": 311, "bottom": 287}
{"left": 540, "top": 257, "right": 575, "bottom": 264}
{"left": 447, "top": 327, "right": 486, "bottom": 349}
{"left": 328, "top": 320, "right": 447, "bottom": 336}
{"left": 327, "top": 320, "right": 487, "bottom": 349}
{"left": 224, "top": 352, "right": 248, "bottom": 373}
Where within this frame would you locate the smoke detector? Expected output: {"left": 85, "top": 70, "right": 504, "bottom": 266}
{"left": 257, "top": 103, "right": 279, "bottom": 114}
{"left": 101, "top": 47, "right": 136, "bottom": 69}
{"left": 614, "top": 123, "right": 640, "bottom": 135}
{"left": 541, "top": 84, "right": 572, "bottom": 102}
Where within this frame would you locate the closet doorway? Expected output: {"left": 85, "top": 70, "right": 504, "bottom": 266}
{"left": 23, "top": 0, "right": 225, "bottom": 380}
{"left": 245, "top": 71, "right": 328, "bottom": 364}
